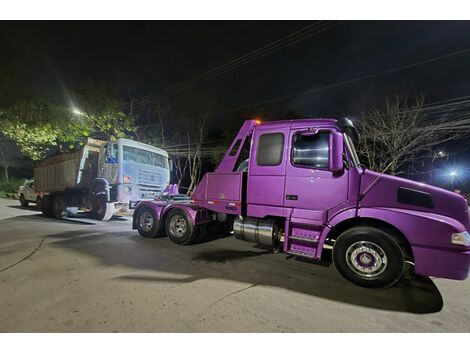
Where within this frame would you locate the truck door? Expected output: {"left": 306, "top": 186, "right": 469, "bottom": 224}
{"left": 99, "top": 142, "right": 119, "bottom": 184}
{"left": 284, "top": 129, "right": 349, "bottom": 223}
{"left": 246, "top": 127, "right": 289, "bottom": 217}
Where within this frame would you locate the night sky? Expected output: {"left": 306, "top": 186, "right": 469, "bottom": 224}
{"left": 2, "top": 20, "right": 470, "bottom": 183}
{"left": 3, "top": 21, "right": 470, "bottom": 118}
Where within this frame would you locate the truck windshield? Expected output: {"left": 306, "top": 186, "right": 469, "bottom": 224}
{"left": 344, "top": 134, "right": 361, "bottom": 167}
{"left": 123, "top": 145, "right": 169, "bottom": 169}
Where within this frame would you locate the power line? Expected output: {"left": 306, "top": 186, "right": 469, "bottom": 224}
{"left": 123, "top": 21, "right": 343, "bottom": 113}
{"left": 125, "top": 44, "right": 470, "bottom": 142}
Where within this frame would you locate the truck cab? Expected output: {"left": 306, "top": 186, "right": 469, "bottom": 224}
{"left": 133, "top": 118, "right": 470, "bottom": 288}
{"left": 99, "top": 139, "right": 171, "bottom": 213}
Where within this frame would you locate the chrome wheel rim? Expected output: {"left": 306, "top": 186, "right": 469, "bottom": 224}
{"left": 139, "top": 211, "right": 154, "bottom": 232}
{"left": 169, "top": 215, "right": 187, "bottom": 238}
{"left": 345, "top": 241, "right": 387, "bottom": 279}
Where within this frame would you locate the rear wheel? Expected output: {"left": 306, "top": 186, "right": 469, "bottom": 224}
{"left": 165, "top": 209, "right": 199, "bottom": 245}
{"left": 52, "top": 195, "right": 66, "bottom": 218}
{"left": 135, "top": 206, "right": 163, "bottom": 238}
{"left": 36, "top": 196, "right": 42, "bottom": 210}
{"left": 20, "top": 194, "right": 28, "bottom": 207}
{"left": 40, "top": 195, "right": 54, "bottom": 217}
{"left": 332, "top": 226, "right": 405, "bottom": 288}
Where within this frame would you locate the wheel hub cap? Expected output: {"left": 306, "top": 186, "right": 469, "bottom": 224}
{"left": 169, "top": 215, "right": 187, "bottom": 237}
{"left": 345, "top": 241, "right": 387, "bottom": 279}
{"left": 139, "top": 212, "right": 154, "bottom": 231}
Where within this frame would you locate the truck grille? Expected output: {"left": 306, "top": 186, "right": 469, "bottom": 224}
{"left": 138, "top": 170, "right": 162, "bottom": 186}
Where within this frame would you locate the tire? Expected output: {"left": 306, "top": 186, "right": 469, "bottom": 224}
{"left": 165, "top": 209, "right": 199, "bottom": 245}
{"left": 52, "top": 195, "right": 66, "bottom": 218}
{"left": 135, "top": 206, "right": 163, "bottom": 238}
{"left": 36, "top": 196, "right": 42, "bottom": 210}
{"left": 91, "top": 195, "right": 109, "bottom": 220}
{"left": 40, "top": 195, "right": 54, "bottom": 218}
{"left": 332, "top": 226, "right": 405, "bottom": 288}
{"left": 20, "top": 194, "right": 29, "bottom": 207}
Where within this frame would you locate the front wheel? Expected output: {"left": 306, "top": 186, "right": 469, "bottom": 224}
{"left": 20, "top": 194, "right": 29, "bottom": 207}
{"left": 91, "top": 195, "right": 113, "bottom": 221}
{"left": 165, "top": 209, "right": 199, "bottom": 245}
{"left": 332, "top": 226, "right": 405, "bottom": 288}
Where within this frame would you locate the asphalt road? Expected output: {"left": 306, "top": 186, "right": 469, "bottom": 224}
{"left": 0, "top": 198, "right": 469, "bottom": 332}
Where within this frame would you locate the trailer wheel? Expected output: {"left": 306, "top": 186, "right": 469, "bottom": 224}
{"left": 165, "top": 209, "right": 198, "bottom": 245}
{"left": 332, "top": 226, "right": 405, "bottom": 288}
{"left": 52, "top": 195, "right": 66, "bottom": 218}
{"left": 40, "top": 195, "right": 54, "bottom": 218}
{"left": 20, "top": 194, "right": 29, "bottom": 207}
{"left": 135, "top": 206, "right": 163, "bottom": 238}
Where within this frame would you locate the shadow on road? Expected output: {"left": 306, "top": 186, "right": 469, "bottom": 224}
{"left": 7, "top": 205, "right": 40, "bottom": 212}
{"left": 43, "top": 228, "right": 444, "bottom": 315}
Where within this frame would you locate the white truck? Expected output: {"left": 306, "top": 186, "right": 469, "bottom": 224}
{"left": 34, "top": 138, "right": 171, "bottom": 220}
{"left": 18, "top": 179, "right": 42, "bottom": 208}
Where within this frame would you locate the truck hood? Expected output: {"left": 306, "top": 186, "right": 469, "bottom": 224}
{"left": 359, "top": 169, "right": 470, "bottom": 230}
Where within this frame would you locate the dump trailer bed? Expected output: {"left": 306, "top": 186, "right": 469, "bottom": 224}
{"left": 33, "top": 138, "right": 104, "bottom": 194}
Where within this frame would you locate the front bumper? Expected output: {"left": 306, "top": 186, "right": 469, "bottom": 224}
{"left": 413, "top": 246, "right": 470, "bottom": 280}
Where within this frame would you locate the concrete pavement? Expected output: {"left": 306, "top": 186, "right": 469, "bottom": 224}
{"left": 0, "top": 198, "right": 469, "bottom": 332}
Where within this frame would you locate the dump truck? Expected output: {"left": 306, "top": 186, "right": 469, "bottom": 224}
{"left": 132, "top": 118, "right": 470, "bottom": 288}
{"left": 35, "top": 138, "right": 171, "bottom": 220}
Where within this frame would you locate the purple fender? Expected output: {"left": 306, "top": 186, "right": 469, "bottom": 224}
{"left": 318, "top": 206, "right": 470, "bottom": 280}
{"left": 132, "top": 200, "right": 211, "bottom": 232}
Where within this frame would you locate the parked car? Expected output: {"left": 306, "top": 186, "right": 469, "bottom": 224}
{"left": 18, "top": 179, "right": 41, "bottom": 207}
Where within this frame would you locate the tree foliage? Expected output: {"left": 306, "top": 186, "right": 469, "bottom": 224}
{"left": 0, "top": 95, "right": 135, "bottom": 160}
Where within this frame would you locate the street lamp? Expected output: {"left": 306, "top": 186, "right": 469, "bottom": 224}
{"left": 448, "top": 169, "right": 460, "bottom": 189}
{"left": 72, "top": 108, "right": 84, "bottom": 116}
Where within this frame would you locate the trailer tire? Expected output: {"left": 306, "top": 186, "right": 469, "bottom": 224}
{"left": 165, "top": 209, "right": 198, "bottom": 245}
{"left": 332, "top": 225, "right": 405, "bottom": 288}
{"left": 52, "top": 195, "right": 66, "bottom": 218}
{"left": 20, "top": 194, "right": 29, "bottom": 207}
{"left": 40, "top": 195, "right": 54, "bottom": 218}
{"left": 135, "top": 206, "right": 163, "bottom": 238}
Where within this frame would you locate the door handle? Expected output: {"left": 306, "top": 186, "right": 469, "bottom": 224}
{"left": 286, "top": 194, "right": 298, "bottom": 201}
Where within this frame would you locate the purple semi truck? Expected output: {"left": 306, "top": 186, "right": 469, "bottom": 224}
{"left": 132, "top": 118, "right": 470, "bottom": 288}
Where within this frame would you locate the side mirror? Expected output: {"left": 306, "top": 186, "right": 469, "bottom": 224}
{"left": 104, "top": 143, "right": 118, "bottom": 164}
{"left": 329, "top": 132, "right": 344, "bottom": 173}
{"left": 168, "top": 158, "right": 174, "bottom": 172}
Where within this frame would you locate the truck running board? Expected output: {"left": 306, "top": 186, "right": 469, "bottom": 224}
{"left": 286, "top": 249, "right": 316, "bottom": 259}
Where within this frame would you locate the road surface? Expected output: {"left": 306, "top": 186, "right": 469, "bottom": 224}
{"left": 0, "top": 198, "right": 469, "bottom": 332}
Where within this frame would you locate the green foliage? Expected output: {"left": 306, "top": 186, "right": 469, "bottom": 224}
{"left": 0, "top": 95, "right": 135, "bottom": 161}
{"left": 0, "top": 178, "right": 25, "bottom": 197}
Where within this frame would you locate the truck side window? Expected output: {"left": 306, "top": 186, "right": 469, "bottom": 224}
{"left": 292, "top": 131, "right": 329, "bottom": 169}
{"left": 256, "top": 132, "right": 284, "bottom": 166}
{"left": 233, "top": 136, "right": 252, "bottom": 172}
{"left": 229, "top": 139, "right": 242, "bottom": 156}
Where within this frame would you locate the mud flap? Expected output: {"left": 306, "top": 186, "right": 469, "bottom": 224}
{"left": 101, "top": 202, "right": 115, "bottom": 221}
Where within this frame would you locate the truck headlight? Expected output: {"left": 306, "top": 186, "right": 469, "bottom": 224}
{"left": 451, "top": 231, "right": 470, "bottom": 246}
{"left": 123, "top": 186, "right": 132, "bottom": 193}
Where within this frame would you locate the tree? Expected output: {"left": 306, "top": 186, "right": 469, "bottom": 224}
{"left": 0, "top": 94, "right": 135, "bottom": 160}
{"left": 356, "top": 95, "right": 468, "bottom": 176}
